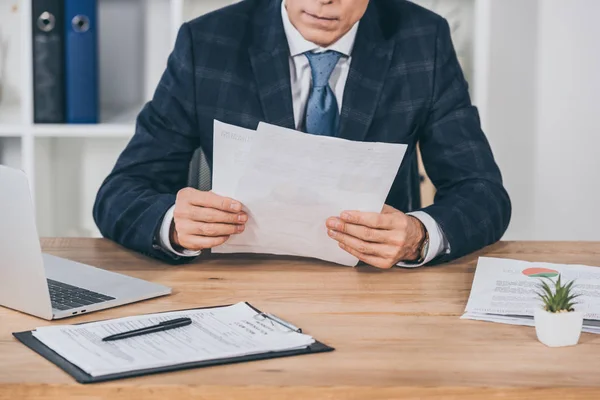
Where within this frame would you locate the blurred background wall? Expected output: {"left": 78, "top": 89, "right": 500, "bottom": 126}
{"left": 533, "top": 0, "right": 600, "bottom": 240}
{"left": 0, "top": 0, "right": 598, "bottom": 241}
{"left": 477, "top": 0, "right": 600, "bottom": 241}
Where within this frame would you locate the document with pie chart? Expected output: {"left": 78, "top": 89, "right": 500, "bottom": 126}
{"left": 462, "top": 257, "right": 600, "bottom": 334}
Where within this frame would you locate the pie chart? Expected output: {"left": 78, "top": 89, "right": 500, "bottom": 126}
{"left": 522, "top": 267, "right": 559, "bottom": 278}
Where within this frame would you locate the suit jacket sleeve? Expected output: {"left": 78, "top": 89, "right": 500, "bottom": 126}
{"left": 419, "top": 18, "right": 511, "bottom": 263}
{"left": 93, "top": 23, "right": 199, "bottom": 263}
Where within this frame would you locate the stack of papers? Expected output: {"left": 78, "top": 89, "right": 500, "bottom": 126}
{"left": 211, "top": 120, "right": 408, "bottom": 266}
{"left": 462, "top": 257, "right": 600, "bottom": 333}
{"left": 32, "top": 303, "right": 315, "bottom": 377}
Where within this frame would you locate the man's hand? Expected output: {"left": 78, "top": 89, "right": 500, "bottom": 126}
{"left": 171, "top": 188, "right": 248, "bottom": 251}
{"left": 326, "top": 205, "right": 426, "bottom": 269}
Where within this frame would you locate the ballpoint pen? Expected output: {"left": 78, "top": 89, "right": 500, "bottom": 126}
{"left": 102, "top": 317, "right": 192, "bottom": 342}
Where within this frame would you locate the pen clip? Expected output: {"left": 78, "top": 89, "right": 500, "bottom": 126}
{"left": 254, "top": 313, "right": 302, "bottom": 333}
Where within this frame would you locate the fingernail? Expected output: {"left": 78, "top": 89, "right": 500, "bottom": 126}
{"left": 326, "top": 219, "right": 336, "bottom": 228}
{"left": 231, "top": 202, "right": 242, "bottom": 211}
{"left": 341, "top": 212, "right": 351, "bottom": 221}
{"left": 328, "top": 229, "right": 337, "bottom": 237}
{"left": 339, "top": 243, "right": 345, "bottom": 249}
{"left": 335, "top": 222, "right": 343, "bottom": 230}
{"left": 237, "top": 225, "right": 245, "bottom": 233}
{"left": 238, "top": 214, "right": 248, "bottom": 222}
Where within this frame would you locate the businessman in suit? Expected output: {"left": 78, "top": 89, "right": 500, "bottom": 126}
{"left": 94, "top": 0, "right": 511, "bottom": 269}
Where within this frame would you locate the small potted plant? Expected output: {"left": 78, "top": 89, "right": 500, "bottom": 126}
{"left": 534, "top": 274, "right": 583, "bottom": 347}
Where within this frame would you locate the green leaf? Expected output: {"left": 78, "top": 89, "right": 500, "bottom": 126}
{"left": 540, "top": 281, "right": 553, "bottom": 297}
{"left": 535, "top": 274, "right": 578, "bottom": 313}
{"left": 565, "top": 281, "right": 575, "bottom": 292}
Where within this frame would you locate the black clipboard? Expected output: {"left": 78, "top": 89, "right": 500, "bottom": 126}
{"left": 12, "top": 303, "right": 334, "bottom": 384}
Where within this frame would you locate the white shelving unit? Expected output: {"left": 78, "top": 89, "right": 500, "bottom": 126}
{"left": 0, "top": 0, "right": 236, "bottom": 237}
{"left": 0, "top": 0, "right": 530, "bottom": 239}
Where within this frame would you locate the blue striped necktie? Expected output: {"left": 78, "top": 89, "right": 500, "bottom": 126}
{"left": 304, "top": 51, "right": 343, "bottom": 136}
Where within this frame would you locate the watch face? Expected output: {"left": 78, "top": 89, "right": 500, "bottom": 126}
{"left": 422, "top": 237, "right": 430, "bottom": 259}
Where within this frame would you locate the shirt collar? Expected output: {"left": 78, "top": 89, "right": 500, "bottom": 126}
{"left": 281, "top": 0, "right": 359, "bottom": 57}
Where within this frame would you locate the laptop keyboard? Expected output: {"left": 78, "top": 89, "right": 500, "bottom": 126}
{"left": 47, "top": 279, "right": 115, "bottom": 311}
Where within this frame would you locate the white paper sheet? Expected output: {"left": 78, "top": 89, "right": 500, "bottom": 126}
{"left": 212, "top": 120, "right": 288, "bottom": 256}
{"left": 211, "top": 120, "right": 255, "bottom": 196}
{"left": 461, "top": 312, "right": 600, "bottom": 334}
{"left": 212, "top": 121, "right": 407, "bottom": 266}
{"left": 462, "top": 257, "right": 600, "bottom": 333}
{"left": 32, "top": 302, "right": 314, "bottom": 377}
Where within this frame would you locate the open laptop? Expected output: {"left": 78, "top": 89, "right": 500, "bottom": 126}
{"left": 0, "top": 165, "right": 171, "bottom": 320}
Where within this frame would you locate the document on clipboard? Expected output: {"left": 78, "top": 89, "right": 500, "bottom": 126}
{"left": 14, "top": 302, "right": 333, "bottom": 383}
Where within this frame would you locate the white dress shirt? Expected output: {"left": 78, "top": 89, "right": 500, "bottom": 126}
{"left": 158, "top": 1, "right": 450, "bottom": 266}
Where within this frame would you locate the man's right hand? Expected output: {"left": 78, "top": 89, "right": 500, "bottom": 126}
{"left": 170, "top": 188, "right": 247, "bottom": 252}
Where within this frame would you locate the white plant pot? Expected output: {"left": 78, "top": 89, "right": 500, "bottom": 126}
{"left": 534, "top": 308, "right": 583, "bottom": 348}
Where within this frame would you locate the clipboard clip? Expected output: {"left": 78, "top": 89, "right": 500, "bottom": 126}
{"left": 254, "top": 313, "right": 303, "bottom": 333}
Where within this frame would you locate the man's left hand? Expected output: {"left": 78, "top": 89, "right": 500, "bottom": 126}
{"left": 326, "top": 205, "right": 426, "bottom": 269}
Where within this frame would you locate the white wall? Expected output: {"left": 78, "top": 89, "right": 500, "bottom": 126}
{"left": 533, "top": 0, "right": 600, "bottom": 240}
{"left": 144, "top": 0, "right": 173, "bottom": 100}
{"left": 99, "top": 0, "right": 146, "bottom": 111}
{"left": 476, "top": 0, "right": 539, "bottom": 240}
{"left": 479, "top": 0, "right": 600, "bottom": 241}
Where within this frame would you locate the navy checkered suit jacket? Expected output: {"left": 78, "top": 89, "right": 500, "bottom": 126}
{"left": 94, "top": 0, "right": 511, "bottom": 264}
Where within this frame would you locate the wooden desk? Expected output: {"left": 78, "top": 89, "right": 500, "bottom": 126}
{"left": 1, "top": 240, "right": 600, "bottom": 399}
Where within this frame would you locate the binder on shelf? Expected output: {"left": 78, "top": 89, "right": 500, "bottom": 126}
{"left": 32, "top": 0, "right": 66, "bottom": 123}
{"left": 65, "top": 0, "right": 99, "bottom": 124}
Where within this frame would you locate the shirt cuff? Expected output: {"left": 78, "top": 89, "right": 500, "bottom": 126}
{"left": 396, "top": 211, "right": 450, "bottom": 268}
{"left": 158, "top": 205, "right": 202, "bottom": 258}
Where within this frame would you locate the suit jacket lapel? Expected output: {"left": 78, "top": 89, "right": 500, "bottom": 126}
{"left": 248, "top": 0, "right": 295, "bottom": 129}
{"left": 338, "top": 2, "right": 395, "bottom": 141}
